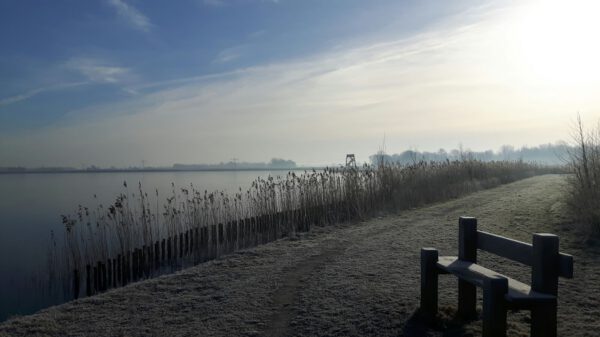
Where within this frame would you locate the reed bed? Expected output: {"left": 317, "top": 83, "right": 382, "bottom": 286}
{"left": 48, "top": 159, "right": 550, "bottom": 301}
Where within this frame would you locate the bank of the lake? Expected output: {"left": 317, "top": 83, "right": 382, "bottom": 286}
{"left": 1, "top": 175, "right": 595, "bottom": 336}
{"left": 0, "top": 170, "right": 285, "bottom": 321}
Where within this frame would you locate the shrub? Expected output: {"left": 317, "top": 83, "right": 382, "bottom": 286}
{"left": 565, "top": 116, "right": 600, "bottom": 234}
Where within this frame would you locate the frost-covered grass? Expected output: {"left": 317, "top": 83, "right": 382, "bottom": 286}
{"left": 41, "top": 160, "right": 554, "bottom": 312}
{"left": 2, "top": 175, "right": 594, "bottom": 337}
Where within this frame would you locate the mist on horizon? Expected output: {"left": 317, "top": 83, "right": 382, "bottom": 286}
{"left": 1, "top": 0, "right": 599, "bottom": 167}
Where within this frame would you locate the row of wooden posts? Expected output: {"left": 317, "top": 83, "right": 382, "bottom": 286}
{"left": 72, "top": 205, "right": 354, "bottom": 298}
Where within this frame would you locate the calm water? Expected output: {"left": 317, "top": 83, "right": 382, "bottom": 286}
{"left": 0, "top": 170, "right": 286, "bottom": 321}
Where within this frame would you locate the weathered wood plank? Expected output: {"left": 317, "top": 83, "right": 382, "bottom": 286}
{"left": 477, "top": 230, "right": 532, "bottom": 266}
{"left": 558, "top": 253, "right": 573, "bottom": 279}
{"left": 477, "top": 230, "right": 573, "bottom": 278}
{"left": 437, "top": 256, "right": 556, "bottom": 304}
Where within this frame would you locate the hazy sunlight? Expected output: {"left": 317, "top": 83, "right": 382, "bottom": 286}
{"left": 513, "top": 0, "right": 600, "bottom": 86}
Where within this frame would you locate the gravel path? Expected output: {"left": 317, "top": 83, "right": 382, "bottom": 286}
{"left": 1, "top": 174, "right": 597, "bottom": 337}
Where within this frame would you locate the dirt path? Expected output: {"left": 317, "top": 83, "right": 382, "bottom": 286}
{"left": 263, "top": 240, "right": 347, "bottom": 337}
{"left": 1, "top": 174, "right": 598, "bottom": 337}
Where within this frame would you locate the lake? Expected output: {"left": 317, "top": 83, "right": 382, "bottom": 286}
{"left": 0, "top": 170, "right": 290, "bottom": 321}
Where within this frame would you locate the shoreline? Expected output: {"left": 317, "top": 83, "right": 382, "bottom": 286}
{"left": 1, "top": 174, "right": 597, "bottom": 336}
{"left": 0, "top": 167, "right": 327, "bottom": 175}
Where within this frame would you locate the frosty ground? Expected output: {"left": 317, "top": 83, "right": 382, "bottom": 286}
{"left": 1, "top": 174, "right": 598, "bottom": 336}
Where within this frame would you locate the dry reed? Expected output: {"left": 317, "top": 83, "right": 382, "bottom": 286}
{"left": 48, "top": 159, "right": 550, "bottom": 300}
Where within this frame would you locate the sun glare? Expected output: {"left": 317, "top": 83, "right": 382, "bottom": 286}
{"left": 512, "top": 0, "right": 600, "bottom": 86}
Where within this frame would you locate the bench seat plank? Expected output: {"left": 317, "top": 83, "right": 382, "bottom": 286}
{"left": 437, "top": 256, "right": 556, "bottom": 306}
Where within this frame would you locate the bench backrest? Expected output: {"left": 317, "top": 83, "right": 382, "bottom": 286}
{"left": 459, "top": 217, "right": 574, "bottom": 295}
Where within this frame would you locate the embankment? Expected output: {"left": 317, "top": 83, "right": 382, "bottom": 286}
{"left": 1, "top": 174, "right": 597, "bottom": 337}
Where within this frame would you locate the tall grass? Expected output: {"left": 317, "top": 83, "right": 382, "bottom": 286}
{"left": 566, "top": 116, "right": 600, "bottom": 234}
{"left": 50, "top": 159, "right": 550, "bottom": 300}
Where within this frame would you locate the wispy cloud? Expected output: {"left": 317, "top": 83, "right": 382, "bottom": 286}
{"left": 0, "top": 82, "right": 88, "bottom": 107}
{"left": 0, "top": 57, "right": 134, "bottom": 108}
{"left": 1, "top": 3, "right": 589, "bottom": 167}
{"left": 202, "top": 0, "right": 280, "bottom": 7}
{"left": 66, "top": 57, "right": 132, "bottom": 84}
{"left": 107, "top": 0, "right": 152, "bottom": 32}
{"left": 213, "top": 46, "right": 246, "bottom": 63}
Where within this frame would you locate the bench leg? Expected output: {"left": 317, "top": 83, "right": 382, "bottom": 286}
{"left": 420, "top": 248, "right": 439, "bottom": 320}
{"left": 482, "top": 276, "right": 508, "bottom": 337}
{"left": 458, "top": 280, "right": 477, "bottom": 320}
{"left": 531, "top": 301, "right": 557, "bottom": 337}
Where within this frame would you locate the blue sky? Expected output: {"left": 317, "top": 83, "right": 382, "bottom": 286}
{"left": 1, "top": 0, "right": 468, "bottom": 126}
{"left": 1, "top": 0, "right": 599, "bottom": 167}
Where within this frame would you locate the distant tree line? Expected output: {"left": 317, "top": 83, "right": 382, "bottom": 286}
{"left": 369, "top": 143, "right": 571, "bottom": 166}
{"left": 172, "top": 158, "right": 297, "bottom": 170}
{"left": 0, "top": 158, "right": 298, "bottom": 173}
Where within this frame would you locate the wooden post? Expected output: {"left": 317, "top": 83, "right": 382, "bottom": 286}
{"left": 86, "top": 264, "right": 91, "bottom": 297}
{"left": 145, "top": 245, "right": 151, "bottom": 276}
{"left": 101, "top": 262, "right": 107, "bottom": 291}
{"left": 203, "top": 226, "right": 209, "bottom": 261}
{"left": 141, "top": 246, "right": 147, "bottom": 277}
{"left": 482, "top": 275, "right": 508, "bottom": 337}
{"left": 107, "top": 260, "right": 112, "bottom": 289}
{"left": 268, "top": 214, "right": 273, "bottom": 241}
{"left": 131, "top": 250, "right": 136, "bottom": 281}
{"left": 210, "top": 224, "right": 217, "bottom": 258}
{"left": 97, "top": 262, "right": 103, "bottom": 292}
{"left": 420, "top": 248, "right": 439, "bottom": 319}
{"left": 167, "top": 236, "right": 172, "bottom": 261}
{"left": 270, "top": 213, "right": 275, "bottom": 241}
{"left": 198, "top": 228, "right": 204, "bottom": 262}
{"left": 239, "top": 219, "right": 246, "bottom": 249}
{"left": 185, "top": 230, "right": 189, "bottom": 256}
{"left": 225, "top": 222, "right": 231, "bottom": 253}
{"left": 127, "top": 251, "right": 132, "bottom": 284}
{"left": 133, "top": 249, "right": 139, "bottom": 281}
{"left": 155, "top": 241, "right": 160, "bottom": 269}
{"left": 98, "top": 262, "right": 103, "bottom": 292}
{"left": 142, "top": 246, "right": 147, "bottom": 277}
{"left": 458, "top": 216, "right": 478, "bottom": 320}
{"left": 532, "top": 233, "right": 559, "bottom": 294}
{"left": 93, "top": 265, "right": 98, "bottom": 294}
{"left": 141, "top": 246, "right": 146, "bottom": 276}
{"left": 178, "top": 233, "right": 182, "bottom": 258}
{"left": 195, "top": 228, "right": 199, "bottom": 252}
{"left": 73, "top": 269, "right": 80, "bottom": 299}
{"left": 260, "top": 215, "right": 265, "bottom": 244}
{"left": 135, "top": 248, "right": 140, "bottom": 280}
{"left": 125, "top": 251, "right": 131, "bottom": 285}
{"left": 173, "top": 236, "right": 178, "bottom": 265}
{"left": 117, "top": 254, "right": 122, "bottom": 286}
{"left": 531, "top": 233, "right": 559, "bottom": 337}
{"left": 218, "top": 223, "right": 224, "bottom": 254}
{"left": 247, "top": 218, "right": 253, "bottom": 247}
{"left": 233, "top": 220, "right": 238, "bottom": 250}
{"left": 112, "top": 258, "right": 117, "bottom": 288}
{"left": 251, "top": 217, "right": 257, "bottom": 247}
{"left": 146, "top": 245, "right": 152, "bottom": 275}
{"left": 139, "top": 247, "right": 145, "bottom": 278}
{"left": 188, "top": 229, "right": 193, "bottom": 256}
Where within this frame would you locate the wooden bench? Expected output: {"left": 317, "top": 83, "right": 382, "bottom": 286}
{"left": 420, "top": 217, "right": 574, "bottom": 337}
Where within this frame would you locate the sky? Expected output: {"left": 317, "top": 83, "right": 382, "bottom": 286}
{"left": 1, "top": 0, "right": 600, "bottom": 167}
